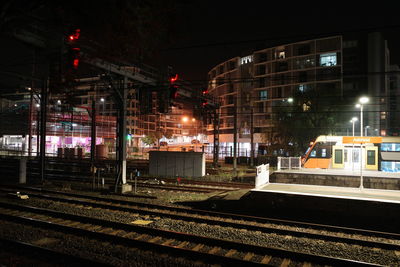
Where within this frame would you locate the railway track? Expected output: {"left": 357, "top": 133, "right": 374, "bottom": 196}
{"left": 1, "top": 185, "right": 399, "bottom": 265}
{"left": 0, "top": 237, "right": 110, "bottom": 266}
{"left": 0, "top": 200, "right": 379, "bottom": 266}
{"left": 26, "top": 157, "right": 254, "bottom": 192}
{"left": 27, "top": 168, "right": 251, "bottom": 193}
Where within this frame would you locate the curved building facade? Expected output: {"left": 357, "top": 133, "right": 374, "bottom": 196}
{"left": 207, "top": 33, "right": 391, "bottom": 157}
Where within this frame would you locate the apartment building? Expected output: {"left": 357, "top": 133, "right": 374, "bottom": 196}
{"left": 207, "top": 32, "right": 392, "bottom": 155}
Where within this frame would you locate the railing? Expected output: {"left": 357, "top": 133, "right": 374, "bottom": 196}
{"left": 277, "top": 157, "right": 301, "bottom": 170}
{"left": 255, "top": 163, "right": 269, "bottom": 188}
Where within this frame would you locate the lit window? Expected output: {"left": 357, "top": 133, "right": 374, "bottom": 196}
{"left": 259, "top": 90, "right": 267, "bottom": 100}
{"left": 278, "top": 51, "right": 285, "bottom": 59}
{"left": 240, "top": 55, "right": 253, "bottom": 65}
{"left": 320, "top": 53, "right": 337, "bottom": 66}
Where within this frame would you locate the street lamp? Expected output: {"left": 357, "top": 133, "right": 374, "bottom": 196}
{"left": 365, "top": 125, "right": 370, "bottom": 136}
{"left": 355, "top": 96, "right": 369, "bottom": 137}
{"left": 350, "top": 117, "right": 358, "bottom": 136}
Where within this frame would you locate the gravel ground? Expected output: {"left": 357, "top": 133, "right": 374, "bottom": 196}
{"left": 1, "top": 187, "right": 399, "bottom": 266}
{"left": 0, "top": 220, "right": 211, "bottom": 267}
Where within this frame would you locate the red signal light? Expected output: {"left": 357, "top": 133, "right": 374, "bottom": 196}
{"left": 169, "top": 74, "right": 178, "bottom": 83}
{"left": 68, "top": 29, "right": 80, "bottom": 41}
{"left": 73, "top": 58, "right": 79, "bottom": 69}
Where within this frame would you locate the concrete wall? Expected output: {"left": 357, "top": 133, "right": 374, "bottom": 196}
{"left": 271, "top": 172, "right": 400, "bottom": 190}
{"left": 149, "top": 151, "right": 205, "bottom": 178}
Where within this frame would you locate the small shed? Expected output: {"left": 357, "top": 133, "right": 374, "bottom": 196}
{"left": 149, "top": 151, "right": 205, "bottom": 177}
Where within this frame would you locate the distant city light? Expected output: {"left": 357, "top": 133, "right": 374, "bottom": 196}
{"left": 359, "top": 96, "right": 369, "bottom": 104}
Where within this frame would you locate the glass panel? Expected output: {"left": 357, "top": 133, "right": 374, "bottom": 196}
{"left": 367, "top": 150, "right": 375, "bottom": 165}
{"left": 353, "top": 150, "right": 360, "bottom": 163}
{"left": 334, "top": 149, "right": 342, "bottom": 164}
{"left": 320, "top": 52, "right": 337, "bottom": 66}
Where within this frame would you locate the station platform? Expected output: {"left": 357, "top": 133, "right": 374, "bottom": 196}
{"left": 274, "top": 168, "right": 400, "bottom": 178}
{"left": 246, "top": 180, "right": 400, "bottom": 232}
{"left": 252, "top": 183, "right": 400, "bottom": 204}
{"left": 269, "top": 168, "right": 400, "bottom": 190}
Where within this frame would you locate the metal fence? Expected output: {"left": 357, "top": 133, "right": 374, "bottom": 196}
{"left": 277, "top": 157, "right": 301, "bottom": 170}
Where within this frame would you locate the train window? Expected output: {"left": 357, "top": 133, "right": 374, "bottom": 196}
{"left": 367, "top": 150, "right": 375, "bottom": 165}
{"left": 381, "top": 161, "right": 400, "bottom": 172}
{"left": 310, "top": 150, "right": 317, "bottom": 157}
{"left": 381, "top": 143, "right": 400, "bottom": 152}
{"left": 321, "top": 149, "right": 327, "bottom": 157}
{"left": 334, "top": 149, "right": 342, "bottom": 164}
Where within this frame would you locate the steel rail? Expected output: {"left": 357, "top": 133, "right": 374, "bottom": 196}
{"left": 2, "top": 187, "right": 400, "bottom": 252}
{"left": 0, "top": 201, "right": 380, "bottom": 266}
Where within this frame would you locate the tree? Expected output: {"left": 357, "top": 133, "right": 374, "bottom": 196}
{"left": 270, "top": 87, "right": 353, "bottom": 156}
{"left": 141, "top": 134, "right": 157, "bottom": 146}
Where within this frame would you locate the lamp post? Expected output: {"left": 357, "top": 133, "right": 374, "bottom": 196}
{"left": 350, "top": 117, "right": 358, "bottom": 137}
{"left": 355, "top": 97, "right": 369, "bottom": 137}
{"left": 365, "top": 125, "right": 370, "bottom": 136}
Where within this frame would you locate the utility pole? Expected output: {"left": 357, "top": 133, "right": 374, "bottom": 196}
{"left": 213, "top": 109, "right": 220, "bottom": 168}
{"left": 250, "top": 107, "right": 254, "bottom": 167}
{"left": 90, "top": 98, "right": 96, "bottom": 184}
{"left": 40, "top": 79, "right": 48, "bottom": 183}
{"left": 233, "top": 100, "right": 237, "bottom": 172}
{"left": 28, "top": 89, "right": 33, "bottom": 156}
{"left": 113, "top": 77, "right": 129, "bottom": 193}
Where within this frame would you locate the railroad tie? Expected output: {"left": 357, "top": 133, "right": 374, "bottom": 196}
{"left": 302, "top": 262, "right": 312, "bottom": 267}
{"left": 209, "top": 246, "right": 220, "bottom": 254}
{"left": 66, "top": 221, "right": 81, "bottom": 227}
{"left": 225, "top": 249, "right": 237, "bottom": 257}
{"left": 111, "top": 229, "right": 125, "bottom": 236}
{"left": 161, "top": 239, "right": 175, "bottom": 246}
{"left": 134, "top": 234, "right": 149, "bottom": 240}
{"left": 280, "top": 258, "right": 291, "bottom": 267}
{"left": 175, "top": 241, "right": 189, "bottom": 248}
{"left": 243, "top": 252, "right": 254, "bottom": 261}
{"left": 79, "top": 223, "right": 95, "bottom": 230}
{"left": 121, "top": 232, "right": 137, "bottom": 238}
{"left": 50, "top": 218, "right": 65, "bottom": 224}
{"left": 148, "top": 236, "right": 162, "bottom": 243}
{"left": 99, "top": 227, "right": 115, "bottom": 234}
{"left": 191, "top": 244, "right": 204, "bottom": 251}
{"left": 260, "top": 255, "right": 272, "bottom": 264}
{"left": 88, "top": 224, "right": 103, "bottom": 230}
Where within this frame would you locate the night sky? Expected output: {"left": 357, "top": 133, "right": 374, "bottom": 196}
{"left": 1, "top": 1, "right": 400, "bottom": 90}
{"left": 157, "top": 1, "right": 400, "bottom": 85}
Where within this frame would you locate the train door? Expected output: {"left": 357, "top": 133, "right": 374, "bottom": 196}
{"left": 342, "top": 146, "right": 361, "bottom": 170}
{"left": 332, "top": 146, "right": 344, "bottom": 168}
{"left": 350, "top": 147, "right": 361, "bottom": 170}
{"left": 365, "top": 146, "right": 378, "bottom": 170}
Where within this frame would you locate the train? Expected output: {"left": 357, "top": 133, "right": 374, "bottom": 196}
{"left": 301, "top": 135, "right": 400, "bottom": 172}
